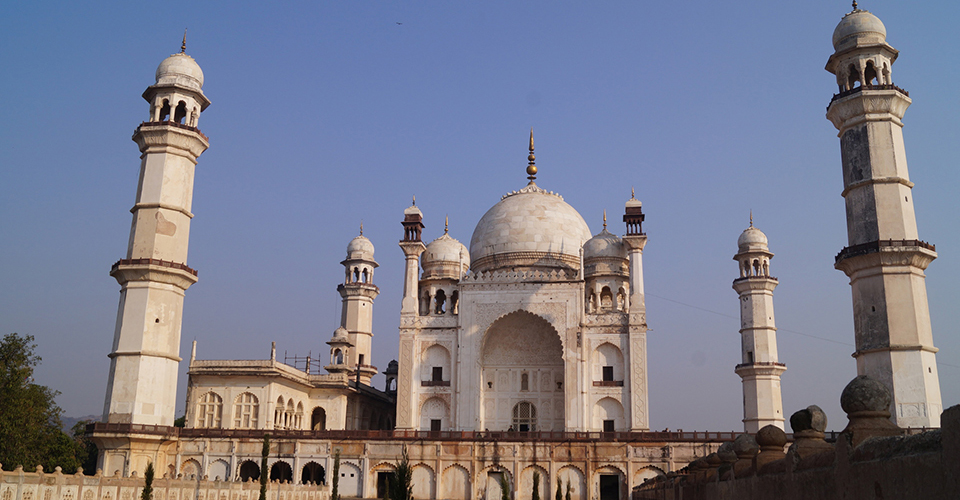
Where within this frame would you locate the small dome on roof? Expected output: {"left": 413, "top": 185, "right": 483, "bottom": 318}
{"left": 156, "top": 53, "right": 204, "bottom": 90}
{"left": 327, "top": 326, "right": 352, "bottom": 346}
{"left": 583, "top": 229, "right": 625, "bottom": 260}
{"left": 346, "top": 235, "right": 375, "bottom": 261}
{"left": 422, "top": 233, "right": 470, "bottom": 279}
{"left": 737, "top": 226, "right": 769, "bottom": 253}
{"left": 833, "top": 8, "right": 886, "bottom": 50}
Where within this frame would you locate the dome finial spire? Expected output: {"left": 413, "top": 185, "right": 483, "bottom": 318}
{"left": 412, "top": 195, "right": 416, "bottom": 206}
{"left": 526, "top": 128, "right": 537, "bottom": 182}
{"left": 852, "top": 0, "right": 858, "bottom": 11}
{"left": 181, "top": 28, "right": 187, "bottom": 53}
{"left": 603, "top": 209, "right": 607, "bottom": 230}
{"left": 444, "top": 215, "right": 449, "bottom": 234}
{"left": 749, "top": 210, "right": 754, "bottom": 228}
{"left": 631, "top": 186, "right": 635, "bottom": 199}
{"left": 359, "top": 220, "right": 364, "bottom": 235}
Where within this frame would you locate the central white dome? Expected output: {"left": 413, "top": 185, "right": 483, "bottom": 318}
{"left": 469, "top": 182, "right": 592, "bottom": 273}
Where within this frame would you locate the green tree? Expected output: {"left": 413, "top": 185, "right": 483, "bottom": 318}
{"left": 141, "top": 462, "right": 154, "bottom": 500}
{"left": 331, "top": 449, "right": 341, "bottom": 500}
{"left": 259, "top": 434, "right": 270, "bottom": 500}
{"left": 72, "top": 420, "right": 98, "bottom": 474}
{"left": 565, "top": 481, "right": 571, "bottom": 500}
{"left": 555, "top": 480, "right": 562, "bottom": 500}
{"left": 387, "top": 446, "right": 413, "bottom": 500}
{"left": 498, "top": 471, "right": 511, "bottom": 500}
{"left": 531, "top": 470, "right": 540, "bottom": 500}
{"left": 0, "top": 333, "right": 82, "bottom": 472}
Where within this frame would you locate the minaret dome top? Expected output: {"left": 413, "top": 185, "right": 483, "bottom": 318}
{"left": 737, "top": 226, "right": 769, "bottom": 254}
{"left": 832, "top": 8, "right": 886, "bottom": 51}
{"left": 346, "top": 234, "right": 375, "bottom": 261}
{"left": 156, "top": 53, "right": 205, "bottom": 91}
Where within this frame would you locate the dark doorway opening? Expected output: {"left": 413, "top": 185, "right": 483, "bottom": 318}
{"left": 431, "top": 419, "right": 442, "bottom": 432}
{"left": 270, "top": 461, "right": 292, "bottom": 482}
{"left": 238, "top": 461, "right": 260, "bottom": 481}
{"left": 377, "top": 471, "right": 395, "bottom": 499}
{"left": 603, "top": 420, "right": 615, "bottom": 432}
{"left": 301, "top": 462, "right": 325, "bottom": 485}
{"left": 600, "top": 474, "right": 619, "bottom": 500}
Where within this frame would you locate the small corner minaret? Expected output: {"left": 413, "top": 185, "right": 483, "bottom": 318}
{"left": 621, "top": 188, "right": 647, "bottom": 316}
{"left": 825, "top": 4, "right": 942, "bottom": 427}
{"left": 337, "top": 225, "right": 379, "bottom": 385}
{"left": 101, "top": 44, "right": 210, "bottom": 426}
{"left": 399, "top": 197, "right": 426, "bottom": 315}
{"left": 733, "top": 216, "right": 786, "bottom": 432}
{"left": 620, "top": 188, "right": 650, "bottom": 431}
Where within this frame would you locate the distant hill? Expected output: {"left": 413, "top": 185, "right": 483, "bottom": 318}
{"left": 62, "top": 415, "right": 99, "bottom": 433}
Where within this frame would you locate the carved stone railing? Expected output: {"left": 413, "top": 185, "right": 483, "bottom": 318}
{"left": 829, "top": 84, "right": 909, "bottom": 106}
{"left": 593, "top": 380, "right": 625, "bottom": 387}
{"left": 835, "top": 239, "right": 935, "bottom": 264}
{"left": 112, "top": 258, "right": 197, "bottom": 277}
{"left": 138, "top": 120, "right": 209, "bottom": 141}
{"left": 421, "top": 380, "right": 451, "bottom": 387}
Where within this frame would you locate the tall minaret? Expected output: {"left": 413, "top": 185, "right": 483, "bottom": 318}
{"left": 826, "top": 4, "right": 942, "bottom": 427}
{"left": 733, "top": 218, "right": 786, "bottom": 432}
{"left": 102, "top": 43, "right": 210, "bottom": 426}
{"left": 337, "top": 226, "right": 379, "bottom": 385}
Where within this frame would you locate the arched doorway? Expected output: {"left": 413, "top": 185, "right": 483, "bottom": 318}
{"left": 480, "top": 311, "right": 564, "bottom": 431}
{"left": 270, "top": 461, "right": 293, "bottom": 482}
{"left": 239, "top": 460, "right": 260, "bottom": 481}
{"left": 311, "top": 407, "right": 326, "bottom": 430}
{"left": 301, "top": 462, "right": 325, "bottom": 484}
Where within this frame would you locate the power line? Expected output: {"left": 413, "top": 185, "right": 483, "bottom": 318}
{"left": 645, "top": 292, "right": 959, "bottom": 369}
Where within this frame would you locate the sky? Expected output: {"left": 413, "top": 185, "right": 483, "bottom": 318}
{"left": 1, "top": 0, "right": 958, "bottom": 433}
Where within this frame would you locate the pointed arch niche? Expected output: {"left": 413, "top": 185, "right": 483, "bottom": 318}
{"left": 479, "top": 310, "right": 564, "bottom": 431}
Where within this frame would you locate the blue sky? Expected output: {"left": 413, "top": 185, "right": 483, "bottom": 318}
{"left": 2, "top": 0, "right": 958, "bottom": 432}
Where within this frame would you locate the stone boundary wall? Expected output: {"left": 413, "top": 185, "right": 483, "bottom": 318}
{"left": 0, "top": 467, "right": 326, "bottom": 500}
{"left": 633, "top": 381, "right": 960, "bottom": 500}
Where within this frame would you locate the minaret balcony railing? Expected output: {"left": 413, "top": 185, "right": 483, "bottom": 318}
{"left": 828, "top": 84, "right": 909, "bottom": 107}
{"left": 735, "top": 361, "right": 786, "bottom": 370}
{"left": 732, "top": 275, "right": 779, "bottom": 283}
{"left": 137, "top": 120, "right": 209, "bottom": 141}
{"left": 112, "top": 258, "right": 198, "bottom": 277}
{"left": 835, "top": 239, "right": 935, "bottom": 265}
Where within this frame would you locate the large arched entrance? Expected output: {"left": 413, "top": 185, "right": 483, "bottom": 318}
{"left": 480, "top": 310, "right": 564, "bottom": 431}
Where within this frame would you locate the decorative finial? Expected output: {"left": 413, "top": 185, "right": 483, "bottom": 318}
{"left": 412, "top": 195, "right": 416, "bottom": 206}
{"left": 444, "top": 215, "right": 449, "bottom": 234}
{"left": 631, "top": 186, "right": 636, "bottom": 199}
{"left": 359, "top": 220, "right": 364, "bottom": 235}
{"left": 181, "top": 28, "right": 187, "bottom": 53}
{"left": 852, "top": 1, "right": 858, "bottom": 11}
{"left": 602, "top": 210, "right": 607, "bottom": 230}
{"left": 749, "top": 210, "right": 754, "bottom": 228}
{"left": 526, "top": 128, "right": 537, "bottom": 181}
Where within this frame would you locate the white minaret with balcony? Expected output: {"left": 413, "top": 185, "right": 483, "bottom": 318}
{"left": 826, "top": 4, "right": 942, "bottom": 427}
{"left": 337, "top": 227, "right": 379, "bottom": 385}
{"left": 102, "top": 43, "right": 210, "bottom": 426}
{"left": 733, "top": 219, "right": 786, "bottom": 432}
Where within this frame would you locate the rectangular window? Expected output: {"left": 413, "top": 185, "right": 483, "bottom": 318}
{"left": 432, "top": 366, "right": 443, "bottom": 382}
{"left": 358, "top": 354, "right": 365, "bottom": 366}
{"left": 603, "top": 420, "right": 615, "bottom": 432}
{"left": 746, "top": 351, "right": 754, "bottom": 364}
{"left": 431, "top": 419, "right": 442, "bottom": 432}
{"left": 602, "top": 366, "right": 614, "bottom": 381}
